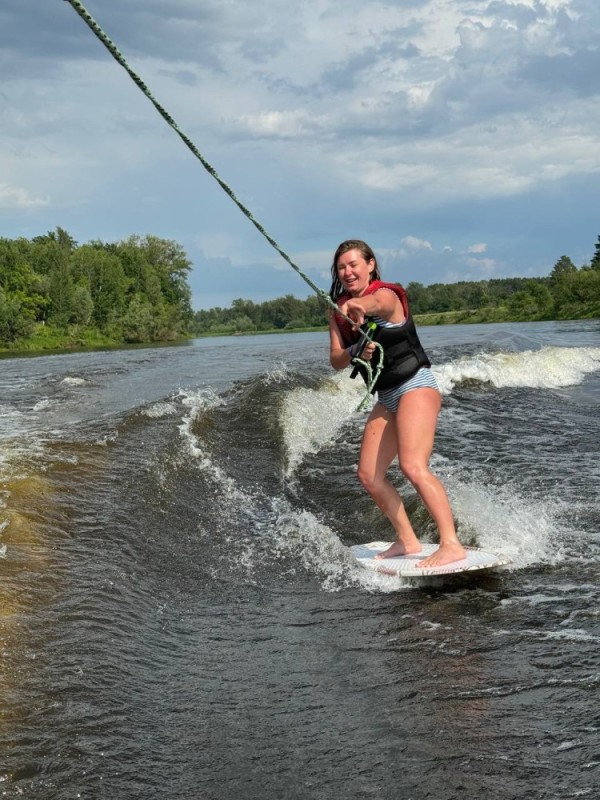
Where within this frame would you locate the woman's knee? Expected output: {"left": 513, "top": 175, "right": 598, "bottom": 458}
{"left": 398, "top": 457, "right": 429, "bottom": 487}
{"left": 357, "top": 464, "right": 381, "bottom": 495}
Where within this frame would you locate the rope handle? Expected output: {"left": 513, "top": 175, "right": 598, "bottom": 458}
{"left": 347, "top": 322, "right": 384, "bottom": 410}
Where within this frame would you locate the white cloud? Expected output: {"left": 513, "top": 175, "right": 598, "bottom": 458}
{"left": 402, "top": 236, "right": 433, "bottom": 251}
{"left": 1, "top": 0, "right": 598, "bottom": 306}
{"left": 233, "top": 110, "right": 324, "bottom": 139}
{"left": 0, "top": 183, "right": 50, "bottom": 210}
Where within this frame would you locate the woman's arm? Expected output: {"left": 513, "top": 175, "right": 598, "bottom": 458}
{"left": 339, "top": 287, "right": 404, "bottom": 329}
{"left": 329, "top": 312, "right": 377, "bottom": 370}
{"left": 329, "top": 313, "right": 355, "bottom": 370}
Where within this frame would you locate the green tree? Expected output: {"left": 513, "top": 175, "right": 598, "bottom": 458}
{"left": 231, "top": 314, "right": 256, "bottom": 333}
{"left": 508, "top": 290, "right": 537, "bottom": 318}
{"left": 71, "top": 246, "right": 128, "bottom": 326}
{"left": 48, "top": 259, "right": 75, "bottom": 327}
{"left": 304, "top": 294, "right": 328, "bottom": 326}
{"left": 590, "top": 235, "right": 600, "bottom": 270}
{"left": 551, "top": 255, "right": 577, "bottom": 281}
{"left": 71, "top": 285, "right": 94, "bottom": 326}
{"left": 32, "top": 227, "right": 77, "bottom": 252}
{"left": 406, "top": 282, "right": 426, "bottom": 314}
{"left": 0, "top": 289, "right": 34, "bottom": 342}
{"left": 122, "top": 294, "right": 155, "bottom": 342}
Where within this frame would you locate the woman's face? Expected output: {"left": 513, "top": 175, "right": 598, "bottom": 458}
{"left": 336, "top": 249, "right": 375, "bottom": 296}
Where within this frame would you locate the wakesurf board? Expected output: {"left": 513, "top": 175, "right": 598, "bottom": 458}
{"left": 351, "top": 541, "right": 511, "bottom": 578}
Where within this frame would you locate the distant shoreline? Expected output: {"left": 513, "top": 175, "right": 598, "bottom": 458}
{"left": 1, "top": 309, "right": 596, "bottom": 358}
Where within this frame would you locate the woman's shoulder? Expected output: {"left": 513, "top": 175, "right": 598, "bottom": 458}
{"left": 370, "top": 281, "right": 409, "bottom": 318}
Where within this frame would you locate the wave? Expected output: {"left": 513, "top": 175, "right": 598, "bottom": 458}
{"left": 446, "top": 469, "right": 564, "bottom": 568}
{"left": 280, "top": 372, "right": 365, "bottom": 476}
{"left": 277, "top": 346, "right": 600, "bottom": 479}
{"left": 435, "top": 346, "right": 600, "bottom": 394}
{"left": 172, "top": 369, "right": 577, "bottom": 593}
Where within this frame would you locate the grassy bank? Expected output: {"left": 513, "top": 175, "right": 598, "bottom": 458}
{"left": 0, "top": 324, "right": 192, "bottom": 357}
{"left": 3, "top": 309, "right": 597, "bottom": 356}
{"left": 414, "top": 305, "right": 600, "bottom": 325}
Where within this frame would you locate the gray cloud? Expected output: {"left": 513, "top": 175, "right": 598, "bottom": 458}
{"left": 319, "top": 35, "right": 422, "bottom": 94}
{"left": 1, "top": 0, "right": 599, "bottom": 310}
{"left": 1, "top": 0, "right": 229, "bottom": 72}
{"left": 518, "top": 48, "right": 600, "bottom": 97}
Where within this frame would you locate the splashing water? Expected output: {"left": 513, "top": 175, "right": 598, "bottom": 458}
{"left": 435, "top": 346, "right": 600, "bottom": 395}
{"left": 281, "top": 372, "right": 366, "bottom": 476}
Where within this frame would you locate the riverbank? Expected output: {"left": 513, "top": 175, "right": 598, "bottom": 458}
{"left": 2, "top": 307, "right": 597, "bottom": 356}
{"left": 193, "top": 305, "right": 598, "bottom": 338}
{"left": 0, "top": 324, "right": 193, "bottom": 358}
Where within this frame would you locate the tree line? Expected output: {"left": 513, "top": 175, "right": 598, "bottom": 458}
{"left": 192, "top": 235, "right": 600, "bottom": 334}
{"left": 0, "top": 228, "right": 193, "bottom": 347}
{"left": 192, "top": 294, "right": 329, "bottom": 336}
{"left": 2, "top": 229, "right": 598, "bottom": 349}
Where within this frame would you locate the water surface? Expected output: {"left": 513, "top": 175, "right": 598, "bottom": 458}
{"left": 0, "top": 320, "right": 599, "bottom": 799}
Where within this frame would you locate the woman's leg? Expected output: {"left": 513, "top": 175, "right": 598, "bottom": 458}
{"left": 395, "top": 388, "right": 466, "bottom": 567}
{"left": 357, "top": 403, "right": 422, "bottom": 557}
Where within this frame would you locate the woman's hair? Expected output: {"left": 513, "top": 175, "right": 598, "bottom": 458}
{"left": 328, "top": 239, "right": 381, "bottom": 300}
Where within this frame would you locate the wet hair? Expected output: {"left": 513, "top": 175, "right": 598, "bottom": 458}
{"left": 328, "top": 239, "right": 381, "bottom": 300}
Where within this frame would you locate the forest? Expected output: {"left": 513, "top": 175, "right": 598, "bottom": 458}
{"left": 0, "top": 228, "right": 193, "bottom": 349}
{"left": 1, "top": 229, "right": 598, "bottom": 350}
{"left": 192, "top": 237, "right": 600, "bottom": 335}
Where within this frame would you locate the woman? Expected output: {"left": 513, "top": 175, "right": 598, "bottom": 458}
{"left": 329, "top": 239, "right": 465, "bottom": 568}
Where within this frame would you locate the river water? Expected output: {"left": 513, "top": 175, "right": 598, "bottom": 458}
{"left": 0, "top": 320, "right": 599, "bottom": 800}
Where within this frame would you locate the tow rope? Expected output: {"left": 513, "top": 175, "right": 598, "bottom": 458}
{"left": 62, "top": 0, "right": 383, "bottom": 408}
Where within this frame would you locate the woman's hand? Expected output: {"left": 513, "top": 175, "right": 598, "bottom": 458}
{"left": 359, "top": 341, "right": 376, "bottom": 361}
{"left": 339, "top": 299, "right": 366, "bottom": 329}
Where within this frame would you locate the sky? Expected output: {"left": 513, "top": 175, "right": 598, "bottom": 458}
{"left": 1, "top": 0, "right": 599, "bottom": 310}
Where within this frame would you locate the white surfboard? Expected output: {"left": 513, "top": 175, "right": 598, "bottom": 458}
{"left": 351, "top": 541, "right": 511, "bottom": 577}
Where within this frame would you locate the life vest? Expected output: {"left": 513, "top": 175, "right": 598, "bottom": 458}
{"left": 334, "top": 280, "right": 431, "bottom": 391}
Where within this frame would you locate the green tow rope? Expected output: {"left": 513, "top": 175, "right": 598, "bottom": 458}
{"left": 62, "top": 0, "right": 383, "bottom": 409}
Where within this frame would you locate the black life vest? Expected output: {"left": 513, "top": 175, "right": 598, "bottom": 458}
{"left": 334, "top": 280, "right": 431, "bottom": 391}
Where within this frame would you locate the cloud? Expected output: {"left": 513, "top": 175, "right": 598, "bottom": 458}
{"left": 402, "top": 236, "right": 433, "bottom": 251}
{"left": 233, "top": 110, "right": 326, "bottom": 139}
{"left": 1, "top": 0, "right": 598, "bottom": 307}
{"left": 0, "top": 183, "right": 50, "bottom": 210}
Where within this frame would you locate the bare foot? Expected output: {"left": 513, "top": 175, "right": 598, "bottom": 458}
{"left": 416, "top": 542, "right": 466, "bottom": 568}
{"left": 375, "top": 540, "right": 422, "bottom": 560}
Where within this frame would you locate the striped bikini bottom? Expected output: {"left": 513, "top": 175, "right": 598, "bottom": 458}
{"left": 376, "top": 367, "right": 439, "bottom": 413}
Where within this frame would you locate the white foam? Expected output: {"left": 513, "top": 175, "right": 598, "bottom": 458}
{"left": 263, "top": 363, "right": 292, "bottom": 385}
{"left": 281, "top": 372, "right": 368, "bottom": 476}
{"left": 0, "top": 405, "right": 27, "bottom": 439}
{"left": 173, "top": 382, "right": 411, "bottom": 591}
{"left": 434, "top": 346, "right": 600, "bottom": 395}
{"left": 94, "top": 431, "right": 119, "bottom": 446}
{"left": 501, "top": 628, "right": 599, "bottom": 644}
{"left": 176, "top": 388, "right": 264, "bottom": 531}
{"left": 61, "top": 376, "right": 88, "bottom": 386}
{"left": 141, "top": 402, "right": 177, "bottom": 419}
{"left": 33, "top": 398, "right": 53, "bottom": 412}
{"left": 267, "top": 504, "right": 413, "bottom": 593}
{"left": 177, "top": 387, "right": 224, "bottom": 459}
{"left": 448, "top": 476, "right": 563, "bottom": 568}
